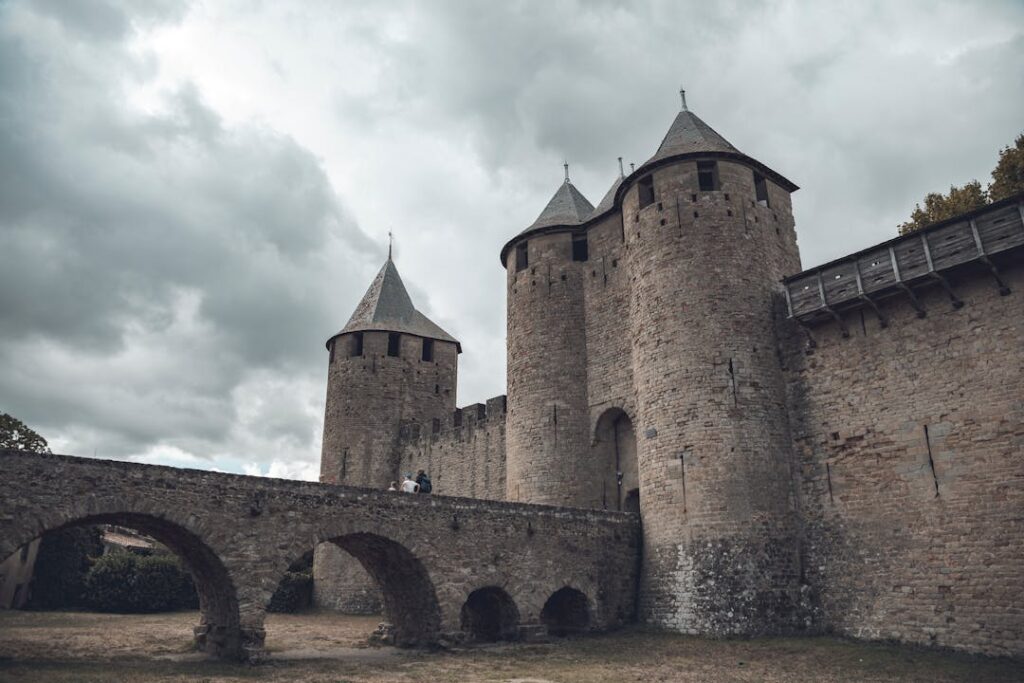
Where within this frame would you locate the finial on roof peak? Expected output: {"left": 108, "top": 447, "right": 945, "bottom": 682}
{"left": 680, "top": 88, "right": 688, "bottom": 111}
{"left": 564, "top": 161, "right": 570, "bottom": 184}
{"left": 618, "top": 157, "right": 624, "bottom": 178}
{"left": 387, "top": 229, "right": 393, "bottom": 261}
{"left": 630, "top": 162, "right": 635, "bottom": 173}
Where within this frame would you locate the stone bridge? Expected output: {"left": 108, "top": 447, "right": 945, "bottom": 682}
{"left": 0, "top": 450, "right": 640, "bottom": 660}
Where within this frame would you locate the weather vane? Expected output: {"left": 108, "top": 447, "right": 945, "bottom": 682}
{"left": 388, "top": 229, "right": 393, "bottom": 260}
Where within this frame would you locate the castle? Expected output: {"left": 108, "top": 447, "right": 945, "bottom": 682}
{"left": 315, "top": 95, "right": 1024, "bottom": 656}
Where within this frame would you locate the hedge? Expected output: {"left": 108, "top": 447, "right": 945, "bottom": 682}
{"left": 83, "top": 551, "right": 198, "bottom": 613}
{"left": 25, "top": 526, "right": 103, "bottom": 610}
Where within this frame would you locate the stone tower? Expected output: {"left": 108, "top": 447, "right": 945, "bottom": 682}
{"left": 621, "top": 99, "right": 805, "bottom": 634}
{"left": 501, "top": 94, "right": 808, "bottom": 634}
{"left": 316, "top": 256, "right": 459, "bottom": 613}
{"left": 320, "top": 256, "right": 460, "bottom": 487}
{"left": 503, "top": 173, "right": 594, "bottom": 506}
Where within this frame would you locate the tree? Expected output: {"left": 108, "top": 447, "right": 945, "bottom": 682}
{"left": 0, "top": 413, "right": 52, "bottom": 453}
{"left": 899, "top": 181, "right": 988, "bottom": 235}
{"left": 899, "top": 131, "right": 1024, "bottom": 235}
{"left": 989, "top": 133, "right": 1024, "bottom": 202}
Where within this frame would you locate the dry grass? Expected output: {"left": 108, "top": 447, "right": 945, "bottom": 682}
{"left": 0, "top": 610, "right": 1020, "bottom": 682}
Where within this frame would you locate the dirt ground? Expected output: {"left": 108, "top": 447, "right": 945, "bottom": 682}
{"left": 0, "top": 610, "right": 1020, "bottom": 682}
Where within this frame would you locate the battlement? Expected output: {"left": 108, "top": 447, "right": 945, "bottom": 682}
{"left": 784, "top": 194, "right": 1024, "bottom": 325}
{"left": 399, "top": 394, "right": 507, "bottom": 442}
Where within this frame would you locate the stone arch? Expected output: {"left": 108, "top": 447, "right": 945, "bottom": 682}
{"left": 540, "top": 586, "right": 591, "bottom": 636}
{"left": 275, "top": 529, "right": 441, "bottom": 647}
{"left": 590, "top": 407, "right": 638, "bottom": 512}
{"left": 460, "top": 586, "right": 520, "bottom": 642}
{"left": 6, "top": 510, "right": 244, "bottom": 659}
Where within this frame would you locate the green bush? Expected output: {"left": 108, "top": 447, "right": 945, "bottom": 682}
{"left": 84, "top": 551, "right": 198, "bottom": 613}
{"left": 268, "top": 571, "right": 312, "bottom": 613}
{"left": 26, "top": 526, "right": 103, "bottom": 610}
{"left": 84, "top": 552, "right": 137, "bottom": 612}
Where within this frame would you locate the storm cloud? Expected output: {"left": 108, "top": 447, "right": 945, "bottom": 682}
{"left": 1, "top": 0, "right": 1021, "bottom": 478}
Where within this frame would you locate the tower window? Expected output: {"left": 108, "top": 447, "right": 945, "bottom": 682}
{"left": 638, "top": 175, "right": 655, "bottom": 209}
{"left": 572, "top": 233, "right": 589, "bottom": 261}
{"left": 422, "top": 338, "right": 434, "bottom": 362}
{"left": 515, "top": 242, "right": 528, "bottom": 272}
{"left": 387, "top": 332, "right": 400, "bottom": 357}
{"left": 754, "top": 171, "right": 770, "bottom": 207}
{"left": 697, "top": 161, "right": 720, "bottom": 191}
{"left": 350, "top": 332, "right": 364, "bottom": 357}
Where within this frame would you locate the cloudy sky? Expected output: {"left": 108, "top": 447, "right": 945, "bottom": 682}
{"left": 1, "top": 0, "right": 1021, "bottom": 480}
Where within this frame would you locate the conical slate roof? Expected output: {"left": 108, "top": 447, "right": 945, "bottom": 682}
{"left": 592, "top": 174, "right": 626, "bottom": 216}
{"left": 645, "top": 109, "right": 740, "bottom": 165}
{"left": 331, "top": 258, "right": 459, "bottom": 349}
{"left": 526, "top": 180, "right": 595, "bottom": 231}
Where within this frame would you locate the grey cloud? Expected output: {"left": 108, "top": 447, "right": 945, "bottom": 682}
{"left": 2, "top": 0, "right": 1021, "bottom": 476}
{"left": 0, "top": 1, "right": 374, "bottom": 462}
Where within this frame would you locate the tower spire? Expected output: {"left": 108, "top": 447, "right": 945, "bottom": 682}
{"left": 680, "top": 88, "right": 688, "bottom": 111}
{"left": 564, "top": 161, "right": 570, "bottom": 184}
{"left": 388, "top": 230, "right": 393, "bottom": 261}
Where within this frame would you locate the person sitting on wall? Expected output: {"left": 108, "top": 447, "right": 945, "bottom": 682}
{"left": 415, "top": 469, "right": 432, "bottom": 494}
{"left": 400, "top": 474, "right": 419, "bottom": 493}
{"left": 387, "top": 481, "right": 398, "bottom": 492}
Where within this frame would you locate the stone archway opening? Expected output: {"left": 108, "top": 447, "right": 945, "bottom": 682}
{"left": 7, "top": 513, "right": 245, "bottom": 659}
{"left": 329, "top": 532, "right": 441, "bottom": 647}
{"left": 540, "top": 587, "right": 591, "bottom": 636}
{"left": 591, "top": 408, "right": 638, "bottom": 512}
{"left": 460, "top": 586, "right": 519, "bottom": 642}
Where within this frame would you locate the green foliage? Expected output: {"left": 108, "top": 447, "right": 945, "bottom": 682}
{"left": 84, "top": 551, "right": 198, "bottom": 613}
{"left": 0, "top": 412, "right": 51, "bottom": 453}
{"left": 268, "top": 571, "right": 312, "bottom": 613}
{"left": 84, "top": 552, "right": 138, "bottom": 612}
{"left": 899, "top": 181, "right": 989, "bottom": 235}
{"left": 899, "top": 131, "right": 1024, "bottom": 234}
{"left": 989, "top": 134, "right": 1024, "bottom": 202}
{"left": 26, "top": 526, "right": 103, "bottom": 610}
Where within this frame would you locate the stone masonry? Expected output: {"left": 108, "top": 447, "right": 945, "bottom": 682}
{"left": 316, "top": 96, "right": 1022, "bottom": 657}
{"left": 0, "top": 449, "right": 640, "bottom": 660}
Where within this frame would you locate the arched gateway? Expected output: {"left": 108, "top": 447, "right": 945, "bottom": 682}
{"left": 0, "top": 449, "right": 639, "bottom": 661}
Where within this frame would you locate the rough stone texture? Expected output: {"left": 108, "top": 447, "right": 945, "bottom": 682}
{"left": 780, "top": 264, "right": 1024, "bottom": 657}
{"left": 505, "top": 231, "right": 593, "bottom": 506}
{"left": 312, "top": 544, "right": 382, "bottom": 615}
{"left": 620, "top": 159, "right": 808, "bottom": 635}
{"left": 397, "top": 395, "right": 507, "bottom": 501}
{"left": 0, "top": 450, "right": 640, "bottom": 660}
{"left": 314, "top": 105, "right": 1023, "bottom": 657}
{"left": 320, "top": 331, "right": 458, "bottom": 489}
{"left": 318, "top": 329, "right": 460, "bottom": 614}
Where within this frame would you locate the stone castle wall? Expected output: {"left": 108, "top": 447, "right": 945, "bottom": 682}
{"left": 781, "top": 263, "right": 1024, "bottom": 656}
{"left": 397, "top": 395, "right": 508, "bottom": 500}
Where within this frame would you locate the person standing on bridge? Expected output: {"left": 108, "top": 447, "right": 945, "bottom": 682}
{"left": 415, "top": 469, "right": 432, "bottom": 494}
{"left": 400, "top": 474, "right": 419, "bottom": 493}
